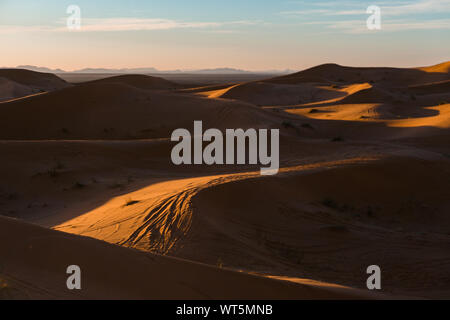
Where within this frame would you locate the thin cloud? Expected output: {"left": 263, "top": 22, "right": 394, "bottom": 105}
{"left": 0, "top": 18, "right": 259, "bottom": 34}
{"left": 0, "top": 25, "right": 54, "bottom": 34}
{"left": 324, "top": 18, "right": 450, "bottom": 34}
{"left": 279, "top": 9, "right": 331, "bottom": 15}
{"left": 74, "top": 18, "right": 259, "bottom": 32}
{"left": 281, "top": 0, "right": 450, "bottom": 16}
{"left": 78, "top": 18, "right": 221, "bottom": 32}
{"left": 383, "top": 0, "right": 450, "bottom": 15}
{"left": 280, "top": 0, "right": 450, "bottom": 33}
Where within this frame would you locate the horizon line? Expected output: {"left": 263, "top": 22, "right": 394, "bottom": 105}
{"left": 2, "top": 60, "right": 449, "bottom": 74}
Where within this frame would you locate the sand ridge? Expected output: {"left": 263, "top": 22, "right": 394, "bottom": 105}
{"left": 2, "top": 215, "right": 385, "bottom": 299}
{"left": 1, "top": 62, "right": 449, "bottom": 299}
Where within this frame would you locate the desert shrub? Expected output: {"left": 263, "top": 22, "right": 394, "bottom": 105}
{"left": 321, "top": 197, "right": 339, "bottom": 209}
{"left": 72, "top": 182, "right": 86, "bottom": 189}
{"left": 367, "top": 206, "right": 375, "bottom": 217}
{"left": 6, "top": 193, "right": 18, "bottom": 200}
{"left": 282, "top": 121, "right": 294, "bottom": 129}
{"left": 54, "top": 160, "right": 65, "bottom": 170}
{"left": 110, "top": 182, "right": 125, "bottom": 190}
{"left": 301, "top": 123, "right": 314, "bottom": 130}
{"left": 124, "top": 198, "right": 139, "bottom": 207}
{"left": 47, "top": 169, "right": 59, "bottom": 178}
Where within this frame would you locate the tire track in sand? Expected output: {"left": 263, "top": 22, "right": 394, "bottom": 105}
{"left": 54, "top": 157, "right": 375, "bottom": 255}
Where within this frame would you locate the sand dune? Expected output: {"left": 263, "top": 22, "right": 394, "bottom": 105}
{"left": 286, "top": 103, "right": 382, "bottom": 121}
{"left": 181, "top": 83, "right": 238, "bottom": 95}
{"left": 1, "top": 61, "right": 449, "bottom": 300}
{"left": 85, "top": 74, "right": 181, "bottom": 90}
{"left": 284, "top": 102, "right": 450, "bottom": 141}
{"left": 408, "top": 79, "right": 450, "bottom": 95}
{"left": 52, "top": 160, "right": 369, "bottom": 253}
{"left": 418, "top": 61, "right": 450, "bottom": 73}
{"left": 0, "top": 82, "right": 276, "bottom": 140}
{"left": 0, "top": 77, "right": 35, "bottom": 102}
{"left": 183, "top": 158, "right": 450, "bottom": 298}
{"left": 0, "top": 69, "right": 70, "bottom": 102}
{"left": 387, "top": 104, "right": 450, "bottom": 130}
{"left": 1, "top": 215, "right": 381, "bottom": 299}
{"left": 0, "top": 69, "right": 69, "bottom": 92}
{"left": 277, "top": 62, "right": 449, "bottom": 127}
{"left": 192, "top": 83, "right": 241, "bottom": 99}
{"left": 338, "top": 86, "right": 395, "bottom": 104}
{"left": 338, "top": 82, "right": 373, "bottom": 95}
{"left": 271, "top": 63, "right": 449, "bottom": 86}
{"left": 201, "top": 82, "right": 346, "bottom": 106}
{"left": 190, "top": 62, "right": 449, "bottom": 109}
{"left": 51, "top": 157, "right": 450, "bottom": 298}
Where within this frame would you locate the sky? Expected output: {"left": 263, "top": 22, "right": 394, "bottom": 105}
{"left": 0, "top": 0, "right": 449, "bottom": 71}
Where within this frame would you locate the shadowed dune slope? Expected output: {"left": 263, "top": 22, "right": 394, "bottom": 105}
{"left": 280, "top": 64, "right": 450, "bottom": 123}
{"left": 191, "top": 62, "right": 449, "bottom": 107}
{"left": 338, "top": 86, "right": 395, "bottom": 104}
{"left": 52, "top": 157, "right": 450, "bottom": 298}
{"left": 0, "top": 69, "right": 70, "bottom": 102}
{"left": 181, "top": 158, "right": 450, "bottom": 298}
{"left": 0, "top": 69, "right": 69, "bottom": 92}
{"left": 0, "top": 77, "right": 35, "bottom": 102}
{"left": 217, "top": 82, "right": 346, "bottom": 106}
{"left": 269, "top": 62, "right": 450, "bottom": 86}
{"left": 85, "top": 74, "right": 181, "bottom": 90}
{"left": 408, "top": 80, "right": 450, "bottom": 95}
{"left": 0, "top": 82, "right": 277, "bottom": 140}
{"left": 0, "top": 215, "right": 379, "bottom": 299}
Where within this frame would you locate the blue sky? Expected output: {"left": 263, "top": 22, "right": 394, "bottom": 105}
{"left": 0, "top": 0, "right": 449, "bottom": 70}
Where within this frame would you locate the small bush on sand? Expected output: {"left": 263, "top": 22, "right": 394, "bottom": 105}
{"left": 321, "top": 197, "right": 339, "bottom": 209}
{"left": 282, "top": 121, "right": 295, "bottom": 129}
{"left": 72, "top": 182, "right": 86, "bottom": 189}
{"left": 124, "top": 198, "right": 139, "bottom": 207}
{"left": 331, "top": 136, "right": 344, "bottom": 142}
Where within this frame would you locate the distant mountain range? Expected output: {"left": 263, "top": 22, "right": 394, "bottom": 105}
{"left": 11, "top": 65, "right": 293, "bottom": 75}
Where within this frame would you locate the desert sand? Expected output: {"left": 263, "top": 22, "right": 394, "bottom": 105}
{"left": 0, "top": 62, "right": 449, "bottom": 299}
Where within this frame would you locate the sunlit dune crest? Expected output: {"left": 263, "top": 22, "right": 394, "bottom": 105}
{"left": 418, "top": 61, "right": 450, "bottom": 73}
